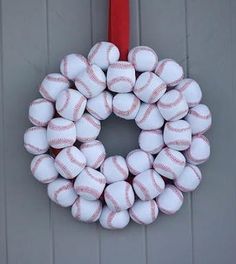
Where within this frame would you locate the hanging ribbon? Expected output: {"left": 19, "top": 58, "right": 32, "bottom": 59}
{"left": 108, "top": 0, "right": 130, "bottom": 60}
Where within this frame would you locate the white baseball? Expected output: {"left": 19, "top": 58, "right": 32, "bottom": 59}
{"left": 126, "top": 149, "right": 153, "bottom": 175}
{"left": 129, "top": 200, "right": 158, "bottom": 225}
{"left": 163, "top": 120, "right": 192, "bottom": 151}
{"left": 104, "top": 181, "right": 135, "bottom": 212}
{"left": 100, "top": 155, "right": 129, "bottom": 183}
{"left": 24, "top": 127, "right": 49, "bottom": 155}
{"left": 134, "top": 72, "right": 166, "bottom": 103}
{"left": 153, "top": 147, "right": 186, "bottom": 179}
{"left": 30, "top": 154, "right": 58, "bottom": 183}
{"left": 113, "top": 93, "right": 140, "bottom": 120}
{"left": 157, "top": 90, "right": 189, "bottom": 121}
{"left": 133, "top": 169, "right": 165, "bottom": 201}
{"left": 185, "top": 134, "right": 210, "bottom": 165}
{"left": 156, "top": 184, "right": 184, "bottom": 215}
{"left": 138, "top": 130, "right": 164, "bottom": 154}
{"left": 75, "top": 113, "right": 101, "bottom": 142}
{"left": 47, "top": 178, "right": 77, "bottom": 207}
{"left": 99, "top": 206, "right": 130, "bottom": 229}
{"left": 135, "top": 103, "right": 164, "bottom": 130}
{"left": 55, "top": 89, "right": 87, "bottom": 121}
{"left": 60, "top": 53, "right": 88, "bottom": 80}
{"left": 80, "top": 140, "right": 106, "bottom": 169}
{"left": 175, "top": 78, "right": 202, "bottom": 107}
{"left": 39, "top": 73, "right": 69, "bottom": 102}
{"left": 86, "top": 91, "right": 113, "bottom": 120}
{"left": 155, "top": 59, "right": 184, "bottom": 86}
{"left": 75, "top": 64, "right": 106, "bottom": 98}
{"left": 88, "top": 41, "right": 120, "bottom": 70}
{"left": 74, "top": 167, "right": 106, "bottom": 200}
{"left": 107, "top": 61, "right": 135, "bottom": 93}
{"left": 47, "top": 117, "right": 76, "bottom": 149}
{"left": 29, "top": 98, "right": 54, "bottom": 127}
{"left": 128, "top": 46, "right": 158, "bottom": 72}
{"left": 71, "top": 197, "right": 102, "bottom": 223}
{"left": 174, "top": 164, "right": 202, "bottom": 192}
{"left": 185, "top": 104, "right": 212, "bottom": 135}
{"left": 54, "top": 146, "right": 86, "bottom": 179}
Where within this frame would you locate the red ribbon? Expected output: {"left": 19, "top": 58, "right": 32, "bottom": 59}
{"left": 108, "top": 0, "right": 130, "bottom": 60}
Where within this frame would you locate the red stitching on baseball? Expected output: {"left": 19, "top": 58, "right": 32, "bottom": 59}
{"left": 174, "top": 181, "right": 193, "bottom": 192}
{"left": 164, "top": 148, "right": 185, "bottom": 165}
{"left": 153, "top": 163, "right": 178, "bottom": 179}
{"left": 188, "top": 109, "right": 211, "bottom": 120}
{"left": 86, "top": 106, "right": 103, "bottom": 120}
{"left": 54, "top": 182, "right": 73, "bottom": 203}
{"left": 55, "top": 159, "right": 74, "bottom": 179}
{"left": 108, "top": 76, "right": 134, "bottom": 90}
{"left": 57, "top": 90, "right": 71, "bottom": 113}
{"left": 113, "top": 96, "right": 139, "bottom": 117}
{"left": 46, "top": 75, "right": 69, "bottom": 84}
{"left": 188, "top": 165, "right": 202, "bottom": 181}
{"left": 158, "top": 91, "right": 183, "bottom": 108}
{"left": 39, "top": 84, "right": 54, "bottom": 101}
{"left": 88, "top": 202, "right": 102, "bottom": 222}
{"left": 63, "top": 57, "right": 68, "bottom": 77}
{"left": 66, "top": 147, "right": 85, "bottom": 168}
{"left": 75, "top": 186, "right": 100, "bottom": 199}
{"left": 125, "top": 183, "right": 132, "bottom": 208}
{"left": 169, "top": 108, "right": 188, "bottom": 121}
{"left": 133, "top": 178, "right": 151, "bottom": 200}
{"left": 31, "top": 155, "right": 51, "bottom": 174}
{"left": 112, "top": 156, "right": 128, "bottom": 179}
{"left": 24, "top": 143, "right": 48, "bottom": 154}
{"left": 30, "top": 98, "right": 48, "bottom": 106}
{"left": 105, "top": 190, "right": 121, "bottom": 212}
{"left": 74, "top": 54, "right": 88, "bottom": 65}
{"left": 107, "top": 43, "right": 114, "bottom": 65}
{"left": 155, "top": 59, "right": 173, "bottom": 76}
{"left": 73, "top": 96, "right": 86, "bottom": 121}
{"left": 48, "top": 121, "right": 74, "bottom": 131}
{"left": 80, "top": 141, "right": 101, "bottom": 149}
{"left": 109, "top": 61, "right": 133, "bottom": 69}
{"left": 107, "top": 211, "right": 116, "bottom": 228}
{"left": 148, "top": 83, "right": 166, "bottom": 103}
{"left": 48, "top": 138, "right": 75, "bottom": 147}
{"left": 150, "top": 200, "right": 157, "bottom": 222}
{"left": 75, "top": 78, "right": 93, "bottom": 98}
{"left": 177, "top": 79, "right": 193, "bottom": 92}
{"left": 74, "top": 198, "right": 81, "bottom": 219}
{"left": 83, "top": 114, "right": 100, "bottom": 129}
{"left": 136, "top": 104, "right": 155, "bottom": 124}
{"left": 88, "top": 42, "right": 101, "bottom": 63}
{"left": 104, "top": 92, "right": 112, "bottom": 113}
{"left": 166, "top": 122, "right": 190, "bottom": 132}
{"left": 85, "top": 167, "right": 106, "bottom": 184}
{"left": 150, "top": 170, "right": 163, "bottom": 194}
{"left": 93, "top": 153, "right": 106, "bottom": 168}
{"left": 167, "top": 73, "right": 184, "bottom": 86}
{"left": 29, "top": 115, "right": 47, "bottom": 127}
{"left": 134, "top": 72, "right": 153, "bottom": 93}
{"left": 168, "top": 185, "right": 183, "bottom": 202}
{"left": 129, "top": 208, "right": 145, "bottom": 224}
{"left": 87, "top": 66, "right": 105, "bottom": 87}
{"left": 166, "top": 140, "right": 191, "bottom": 147}
{"left": 131, "top": 47, "right": 157, "bottom": 70}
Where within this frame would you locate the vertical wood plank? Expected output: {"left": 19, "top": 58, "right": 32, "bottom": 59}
{"left": 47, "top": 1, "right": 100, "bottom": 263}
{"left": 98, "top": 1, "right": 146, "bottom": 264}
{"left": 187, "top": 0, "right": 236, "bottom": 263}
{"left": 1, "top": 0, "right": 52, "bottom": 263}
{"left": 140, "top": 1, "right": 193, "bottom": 263}
{"left": 0, "top": 0, "right": 7, "bottom": 262}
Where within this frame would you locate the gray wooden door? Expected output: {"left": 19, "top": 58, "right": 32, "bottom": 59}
{"left": 0, "top": 0, "right": 236, "bottom": 263}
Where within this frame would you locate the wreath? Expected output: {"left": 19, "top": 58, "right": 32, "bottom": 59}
{"left": 24, "top": 40, "right": 211, "bottom": 229}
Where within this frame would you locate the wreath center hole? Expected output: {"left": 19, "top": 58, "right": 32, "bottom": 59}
{"left": 98, "top": 114, "right": 140, "bottom": 157}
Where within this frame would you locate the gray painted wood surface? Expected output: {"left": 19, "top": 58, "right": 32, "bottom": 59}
{"left": 0, "top": 0, "right": 235, "bottom": 263}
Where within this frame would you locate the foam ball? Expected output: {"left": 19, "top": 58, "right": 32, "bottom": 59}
{"left": 75, "top": 113, "right": 101, "bottom": 142}
{"left": 113, "top": 93, "right": 140, "bottom": 120}
{"left": 138, "top": 129, "right": 164, "bottom": 154}
{"left": 126, "top": 149, "right": 153, "bottom": 175}
{"left": 134, "top": 72, "right": 166, "bottom": 103}
{"left": 135, "top": 103, "right": 164, "bottom": 130}
{"left": 88, "top": 41, "right": 120, "bottom": 70}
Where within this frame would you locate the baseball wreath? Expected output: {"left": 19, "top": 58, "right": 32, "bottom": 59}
{"left": 24, "top": 41, "right": 211, "bottom": 229}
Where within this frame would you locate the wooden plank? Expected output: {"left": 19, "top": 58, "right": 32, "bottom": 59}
{"left": 187, "top": 0, "right": 236, "bottom": 263}
{"left": 140, "top": 1, "right": 193, "bottom": 263}
{"left": 1, "top": 0, "right": 52, "bottom": 263}
{"left": 0, "top": 0, "right": 7, "bottom": 262}
{"left": 47, "top": 1, "right": 100, "bottom": 263}
{"left": 98, "top": 1, "right": 146, "bottom": 264}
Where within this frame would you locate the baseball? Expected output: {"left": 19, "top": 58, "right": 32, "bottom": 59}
{"left": 157, "top": 90, "right": 189, "bottom": 121}
{"left": 99, "top": 206, "right": 130, "bottom": 229}
{"left": 107, "top": 61, "right": 135, "bottom": 93}
{"left": 156, "top": 184, "right": 184, "bottom": 215}
{"left": 128, "top": 46, "right": 158, "bottom": 72}
{"left": 126, "top": 149, "right": 153, "bottom": 175}
{"left": 185, "top": 104, "right": 212, "bottom": 135}
{"left": 100, "top": 155, "right": 129, "bottom": 184}
{"left": 88, "top": 41, "right": 120, "bottom": 70}
{"left": 175, "top": 78, "right": 202, "bottom": 107}
{"left": 24, "top": 127, "right": 49, "bottom": 155}
{"left": 135, "top": 103, "right": 164, "bottom": 130}
{"left": 54, "top": 146, "right": 86, "bottom": 179}
{"left": 75, "top": 113, "right": 101, "bottom": 142}
{"left": 55, "top": 89, "right": 87, "bottom": 121}
{"left": 60, "top": 53, "right": 88, "bottom": 80}
{"left": 104, "top": 181, "right": 135, "bottom": 212}
{"left": 47, "top": 117, "right": 76, "bottom": 149}
{"left": 86, "top": 91, "right": 113, "bottom": 120}
{"left": 133, "top": 169, "right": 165, "bottom": 201}
{"left": 29, "top": 98, "right": 54, "bottom": 127}
{"left": 74, "top": 167, "right": 106, "bottom": 200}
{"left": 113, "top": 93, "right": 140, "bottom": 120}
{"left": 47, "top": 178, "right": 77, "bottom": 207}
{"left": 134, "top": 72, "right": 166, "bottom": 103}
{"left": 39, "top": 73, "right": 69, "bottom": 102}
{"left": 138, "top": 129, "right": 164, "bottom": 154}
{"left": 75, "top": 64, "right": 106, "bottom": 98}
{"left": 174, "top": 164, "right": 202, "bottom": 192}
{"left": 155, "top": 59, "right": 184, "bottom": 86}
{"left": 185, "top": 134, "right": 210, "bottom": 165}
{"left": 129, "top": 200, "right": 158, "bottom": 225}
{"left": 80, "top": 140, "right": 106, "bottom": 169}
{"left": 153, "top": 147, "right": 186, "bottom": 179}
{"left": 71, "top": 197, "right": 102, "bottom": 223}
{"left": 30, "top": 154, "right": 58, "bottom": 183}
{"left": 163, "top": 120, "right": 192, "bottom": 151}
